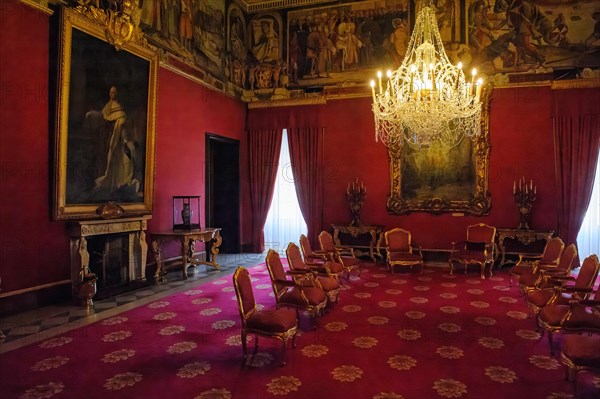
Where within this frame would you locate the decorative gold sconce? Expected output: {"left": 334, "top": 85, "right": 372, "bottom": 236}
{"left": 513, "top": 177, "right": 537, "bottom": 230}
{"left": 346, "top": 178, "right": 366, "bottom": 227}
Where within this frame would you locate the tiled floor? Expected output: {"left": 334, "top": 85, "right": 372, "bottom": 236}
{"left": 0, "top": 253, "right": 266, "bottom": 354}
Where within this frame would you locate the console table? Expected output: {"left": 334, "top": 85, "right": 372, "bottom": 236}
{"left": 331, "top": 224, "right": 384, "bottom": 262}
{"left": 150, "top": 228, "right": 222, "bottom": 283}
{"left": 496, "top": 228, "right": 554, "bottom": 266}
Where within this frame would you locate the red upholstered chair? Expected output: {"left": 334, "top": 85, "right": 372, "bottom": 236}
{"left": 526, "top": 254, "right": 600, "bottom": 318}
{"left": 509, "top": 236, "right": 565, "bottom": 287}
{"left": 448, "top": 223, "right": 496, "bottom": 279}
{"left": 318, "top": 230, "right": 362, "bottom": 279}
{"left": 384, "top": 228, "right": 423, "bottom": 274}
{"left": 537, "top": 255, "right": 600, "bottom": 355}
{"left": 299, "top": 234, "right": 345, "bottom": 279}
{"left": 265, "top": 249, "right": 328, "bottom": 324}
{"left": 519, "top": 243, "right": 578, "bottom": 295}
{"left": 561, "top": 334, "right": 600, "bottom": 382}
{"left": 286, "top": 242, "right": 340, "bottom": 304}
{"left": 232, "top": 267, "right": 298, "bottom": 365}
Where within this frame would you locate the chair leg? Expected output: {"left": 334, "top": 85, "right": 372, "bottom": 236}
{"left": 241, "top": 331, "right": 248, "bottom": 361}
{"left": 280, "top": 337, "right": 287, "bottom": 366}
{"left": 480, "top": 262, "right": 485, "bottom": 279}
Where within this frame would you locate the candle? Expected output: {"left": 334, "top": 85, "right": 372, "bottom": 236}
{"left": 513, "top": 180, "right": 516, "bottom": 194}
{"left": 475, "top": 78, "right": 483, "bottom": 102}
{"left": 455, "top": 62, "right": 462, "bottom": 89}
{"left": 534, "top": 186, "right": 537, "bottom": 195}
{"left": 530, "top": 180, "right": 533, "bottom": 190}
{"left": 370, "top": 80, "right": 376, "bottom": 102}
{"left": 377, "top": 71, "right": 383, "bottom": 95}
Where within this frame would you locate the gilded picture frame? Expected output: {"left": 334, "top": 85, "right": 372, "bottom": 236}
{"left": 54, "top": 7, "right": 158, "bottom": 220}
{"left": 386, "top": 85, "right": 492, "bottom": 216}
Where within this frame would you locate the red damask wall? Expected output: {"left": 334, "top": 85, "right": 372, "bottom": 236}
{"left": 319, "top": 88, "right": 557, "bottom": 249}
{"left": 0, "top": 0, "right": 568, "bottom": 303}
{"left": 0, "top": 1, "right": 247, "bottom": 295}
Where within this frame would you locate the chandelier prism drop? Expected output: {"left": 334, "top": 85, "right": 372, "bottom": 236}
{"left": 371, "top": 1, "right": 483, "bottom": 148}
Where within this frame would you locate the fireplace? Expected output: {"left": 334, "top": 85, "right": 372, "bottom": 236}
{"left": 69, "top": 216, "right": 151, "bottom": 306}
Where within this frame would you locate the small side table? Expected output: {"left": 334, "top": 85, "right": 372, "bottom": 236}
{"left": 150, "top": 228, "right": 222, "bottom": 283}
{"left": 331, "top": 224, "right": 384, "bottom": 262}
{"left": 496, "top": 228, "right": 554, "bottom": 266}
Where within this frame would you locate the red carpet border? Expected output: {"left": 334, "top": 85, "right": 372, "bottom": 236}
{"left": 0, "top": 262, "right": 585, "bottom": 399}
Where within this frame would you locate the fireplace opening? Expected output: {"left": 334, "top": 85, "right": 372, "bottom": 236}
{"left": 87, "top": 233, "right": 147, "bottom": 299}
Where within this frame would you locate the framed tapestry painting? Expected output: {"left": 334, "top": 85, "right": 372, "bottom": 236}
{"left": 386, "top": 85, "right": 493, "bottom": 216}
{"left": 54, "top": 7, "right": 158, "bottom": 220}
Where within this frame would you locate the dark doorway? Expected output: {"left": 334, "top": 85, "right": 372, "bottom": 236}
{"left": 206, "top": 134, "right": 240, "bottom": 253}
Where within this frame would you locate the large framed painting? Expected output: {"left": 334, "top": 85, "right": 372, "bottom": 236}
{"left": 54, "top": 7, "right": 158, "bottom": 220}
{"left": 386, "top": 85, "right": 492, "bottom": 216}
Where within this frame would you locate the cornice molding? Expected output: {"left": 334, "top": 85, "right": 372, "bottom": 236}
{"left": 19, "top": 0, "right": 53, "bottom": 15}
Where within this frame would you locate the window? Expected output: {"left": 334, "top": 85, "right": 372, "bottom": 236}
{"left": 263, "top": 129, "right": 308, "bottom": 253}
{"left": 577, "top": 158, "right": 600, "bottom": 260}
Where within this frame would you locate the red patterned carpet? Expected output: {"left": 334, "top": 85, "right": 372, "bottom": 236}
{"left": 0, "top": 262, "right": 588, "bottom": 399}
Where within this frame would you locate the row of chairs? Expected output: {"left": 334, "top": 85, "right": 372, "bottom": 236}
{"left": 232, "top": 232, "right": 366, "bottom": 365}
{"left": 508, "top": 237, "right": 600, "bottom": 386}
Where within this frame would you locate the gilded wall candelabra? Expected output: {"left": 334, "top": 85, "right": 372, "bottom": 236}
{"left": 513, "top": 177, "right": 536, "bottom": 230}
{"left": 346, "top": 178, "right": 366, "bottom": 226}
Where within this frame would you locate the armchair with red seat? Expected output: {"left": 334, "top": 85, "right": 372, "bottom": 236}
{"left": 536, "top": 255, "right": 600, "bottom": 355}
{"left": 265, "top": 249, "right": 328, "bottom": 326}
{"left": 448, "top": 223, "right": 496, "bottom": 279}
{"left": 299, "top": 234, "right": 345, "bottom": 279}
{"left": 518, "top": 243, "right": 578, "bottom": 296}
{"left": 526, "top": 254, "right": 600, "bottom": 318}
{"left": 318, "top": 230, "right": 362, "bottom": 280}
{"left": 509, "top": 236, "right": 565, "bottom": 287}
{"left": 232, "top": 266, "right": 298, "bottom": 366}
{"left": 384, "top": 228, "right": 424, "bottom": 274}
{"left": 286, "top": 242, "right": 340, "bottom": 304}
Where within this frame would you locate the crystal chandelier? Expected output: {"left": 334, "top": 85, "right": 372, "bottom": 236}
{"left": 370, "top": 1, "right": 483, "bottom": 148}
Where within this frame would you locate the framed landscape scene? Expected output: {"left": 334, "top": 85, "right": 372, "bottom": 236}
{"left": 54, "top": 7, "right": 158, "bottom": 220}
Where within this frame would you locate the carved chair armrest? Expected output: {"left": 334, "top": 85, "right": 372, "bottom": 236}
{"left": 411, "top": 244, "right": 423, "bottom": 256}
{"left": 337, "top": 246, "right": 355, "bottom": 257}
{"left": 274, "top": 279, "right": 296, "bottom": 287}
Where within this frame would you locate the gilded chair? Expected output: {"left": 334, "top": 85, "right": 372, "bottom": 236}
{"left": 299, "top": 234, "right": 345, "bottom": 278}
{"left": 286, "top": 242, "right": 340, "bottom": 304}
{"left": 265, "top": 249, "right": 328, "bottom": 324}
{"left": 232, "top": 267, "right": 298, "bottom": 366}
{"left": 518, "top": 243, "right": 578, "bottom": 295}
{"left": 318, "top": 230, "right": 362, "bottom": 279}
{"left": 384, "top": 228, "right": 424, "bottom": 274}
{"left": 509, "top": 236, "right": 565, "bottom": 287}
{"left": 526, "top": 254, "right": 600, "bottom": 318}
{"left": 536, "top": 255, "right": 600, "bottom": 355}
{"left": 561, "top": 334, "right": 600, "bottom": 382}
{"left": 448, "top": 223, "right": 496, "bottom": 279}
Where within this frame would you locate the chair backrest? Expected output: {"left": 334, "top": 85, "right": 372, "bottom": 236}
{"left": 232, "top": 267, "right": 256, "bottom": 322}
{"left": 466, "top": 223, "right": 496, "bottom": 244}
{"left": 265, "top": 249, "right": 288, "bottom": 299}
{"left": 541, "top": 237, "right": 565, "bottom": 264}
{"left": 574, "top": 254, "right": 600, "bottom": 289}
{"left": 318, "top": 231, "right": 336, "bottom": 253}
{"left": 299, "top": 234, "right": 315, "bottom": 258}
{"left": 555, "top": 243, "right": 577, "bottom": 274}
{"left": 286, "top": 242, "right": 309, "bottom": 272}
{"left": 385, "top": 228, "right": 411, "bottom": 253}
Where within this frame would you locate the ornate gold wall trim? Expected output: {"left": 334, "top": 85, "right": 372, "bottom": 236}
{"left": 247, "top": 96, "right": 326, "bottom": 108}
{"left": 551, "top": 79, "right": 600, "bottom": 90}
{"left": 19, "top": 0, "right": 53, "bottom": 15}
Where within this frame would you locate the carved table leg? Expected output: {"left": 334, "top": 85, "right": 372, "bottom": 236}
{"left": 181, "top": 238, "right": 190, "bottom": 280}
{"left": 151, "top": 240, "right": 167, "bottom": 284}
{"left": 209, "top": 232, "right": 222, "bottom": 270}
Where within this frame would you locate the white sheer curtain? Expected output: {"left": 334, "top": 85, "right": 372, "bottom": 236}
{"left": 577, "top": 158, "right": 600, "bottom": 259}
{"left": 263, "top": 129, "right": 308, "bottom": 254}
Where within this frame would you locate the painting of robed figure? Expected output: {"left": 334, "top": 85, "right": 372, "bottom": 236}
{"left": 54, "top": 8, "right": 158, "bottom": 220}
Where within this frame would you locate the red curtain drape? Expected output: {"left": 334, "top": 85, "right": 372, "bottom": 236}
{"left": 287, "top": 127, "right": 324, "bottom": 248}
{"left": 247, "top": 128, "right": 282, "bottom": 252}
{"left": 246, "top": 106, "right": 323, "bottom": 251}
{"left": 552, "top": 87, "right": 600, "bottom": 251}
